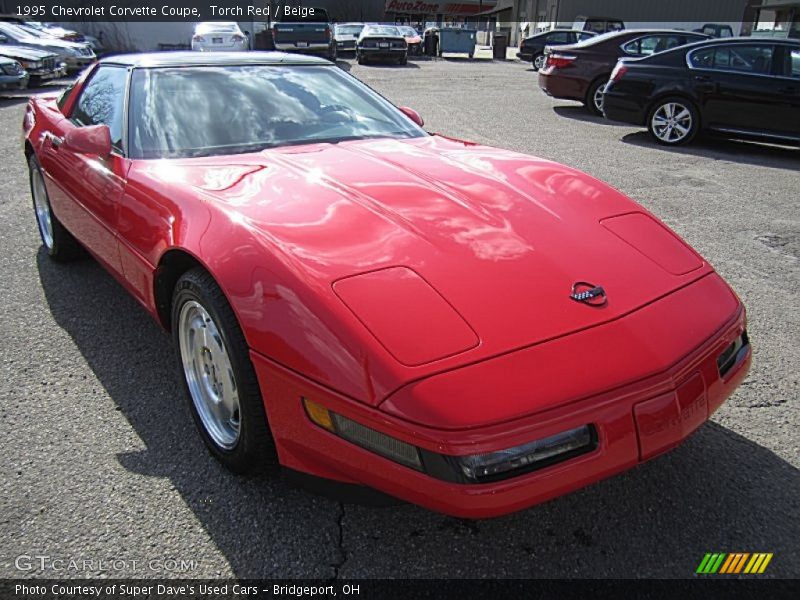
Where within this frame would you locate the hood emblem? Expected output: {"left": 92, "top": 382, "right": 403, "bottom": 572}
{"left": 570, "top": 282, "right": 607, "bottom": 307}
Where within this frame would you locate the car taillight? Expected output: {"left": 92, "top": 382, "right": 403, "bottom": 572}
{"left": 232, "top": 34, "right": 245, "bottom": 42}
{"left": 193, "top": 35, "right": 206, "bottom": 42}
{"left": 546, "top": 53, "right": 576, "bottom": 69}
{"left": 325, "top": 27, "right": 331, "bottom": 40}
{"left": 610, "top": 63, "right": 628, "bottom": 83}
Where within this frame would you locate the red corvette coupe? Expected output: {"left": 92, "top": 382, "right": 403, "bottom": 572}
{"left": 24, "top": 52, "right": 750, "bottom": 518}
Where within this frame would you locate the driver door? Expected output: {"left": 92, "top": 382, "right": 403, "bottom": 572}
{"left": 39, "top": 65, "right": 129, "bottom": 274}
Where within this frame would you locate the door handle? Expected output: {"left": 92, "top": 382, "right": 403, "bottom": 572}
{"left": 43, "top": 132, "right": 63, "bottom": 149}
{"left": 693, "top": 74, "right": 717, "bottom": 91}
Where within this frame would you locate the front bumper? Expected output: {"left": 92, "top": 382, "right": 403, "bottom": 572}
{"left": 252, "top": 275, "right": 750, "bottom": 518}
{"left": 0, "top": 73, "right": 29, "bottom": 90}
{"left": 64, "top": 55, "right": 96, "bottom": 70}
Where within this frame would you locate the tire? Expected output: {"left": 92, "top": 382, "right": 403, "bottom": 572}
{"left": 532, "top": 53, "right": 546, "bottom": 71}
{"left": 585, "top": 77, "right": 609, "bottom": 116}
{"left": 172, "top": 267, "right": 277, "bottom": 474}
{"left": 357, "top": 52, "right": 365, "bottom": 65}
{"left": 328, "top": 45, "right": 337, "bottom": 62}
{"left": 399, "top": 54, "right": 407, "bottom": 65}
{"left": 647, "top": 97, "right": 700, "bottom": 146}
{"left": 28, "top": 154, "right": 82, "bottom": 261}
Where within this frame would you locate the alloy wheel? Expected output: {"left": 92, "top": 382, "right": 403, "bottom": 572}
{"left": 31, "top": 165, "right": 54, "bottom": 250}
{"left": 178, "top": 300, "right": 241, "bottom": 449}
{"left": 651, "top": 102, "right": 693, "bottom": 144}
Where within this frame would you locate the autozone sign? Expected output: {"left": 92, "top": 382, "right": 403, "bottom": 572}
{"left": 385, "top": 1, "right": 496, "bottom": 15}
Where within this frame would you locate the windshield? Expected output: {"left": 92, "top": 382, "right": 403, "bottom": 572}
{"left": 398, "top": 27, "right": 418, "bottom": 36}
{"left": 364, "top": 26, "right": 400, "bottom": 36}
{"left": 128, "top": 65, "right": 427, "bottom": 159}
{"left": 336, "top": 25, "right": 363, "bottom": 35}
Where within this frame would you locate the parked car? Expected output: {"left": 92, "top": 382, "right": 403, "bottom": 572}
{"left": 538, "top": 29, "right": 710, "bottom": 115}
{"left": 334, "top": 23, "right": 363, "bottom": 53}
{"left": 518, "top": 29, "right": 596, "bottom": 70}
{"left": 0, "top": 45, "right": 63, "bottom": 86}
{"left": 17, "top": 21, "right": 85, "bottom": 42}
{"left": 397, "top": 25, "right": 423, "bottom": 55}
{"left": 603, "top": 38, "right": 800, "bottom": 146}
{"left": 0, "top": 22, "right": 95, "bottom": 72}
{"left": 0, "top": 55, "right": 27, "bottom": 90}
{"left": 572, "top": 16, "right": 625, "bottom": 34}
{"left": 271, "top": 8, "right": 336, "bottom": 61}
{"left": 694, "top": 23, "right": 735, "bottom": 38}
{"left": 191, "top": 22, "right": 249, "bottom": 52}
{"left": 23, "top": 51, "right": 751, "bottom": 518}
{"left": 357, "top": 25, "right": 408, "bottom": 65}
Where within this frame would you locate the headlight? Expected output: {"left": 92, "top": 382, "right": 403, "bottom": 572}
{"left": 303, "top": 398, "right": 596, "bottom": 483}
{"left": 451, "top": 425, "right": 595, "bottom": 482}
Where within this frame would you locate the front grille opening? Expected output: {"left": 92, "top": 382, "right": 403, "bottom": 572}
{"left": 717, "top": 330, "right": 749, "bottom": 378}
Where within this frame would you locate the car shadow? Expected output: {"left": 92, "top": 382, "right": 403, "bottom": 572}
{"left": 621, "top": 131, "right": 800, "bottom": 171}
{"left": 334, "top": 59, "right": 352, "bottom": 72}
{"left": 0, "top": 96, "right": 30, "bottom": 107}
{"left": 359, "top": 61, "right": 421, "bottom": 69}
{"left": 553, "top": 105, "right": 631, "bottom": 127}
{"left": 37, "top": 249, "right": 800, "bottom": 577}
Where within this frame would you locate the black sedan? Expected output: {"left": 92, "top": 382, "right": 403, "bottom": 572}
{"left": 518, "top": 29, "right": 595, "bottom": 70}
{"left": 356, "top": 25, "right": 408, "bottom": 65}
{"left": 603, "top": 38, "right": 800, "bottom": 146}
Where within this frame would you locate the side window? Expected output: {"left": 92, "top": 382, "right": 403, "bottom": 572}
{"left": 622, "top": 39, "right": 641, "bottom": 55}
{"left": 70, "top": 66, "right": 128, "bottom": 152}
{"left": 548, "top": 32, "right": 570, "bottom": 44}
{"left": 56, "top": 83, "right": 75, "bottom": 112}
{"left": 690, "top": 44, "right": 774, "bottom": 75}
{"left": 578, "top": 32, "right": 594, "bottom": 41}
{"left": 784, "top": 48, "right": 800, "bottom": 78}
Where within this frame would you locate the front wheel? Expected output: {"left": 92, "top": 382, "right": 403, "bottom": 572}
{"left": 172, "top": 268, "right": 277, "bottom": 474}
{"left": 647, "top": 97, "right": 699, "bottom": 146}
{"left": 28, "top": 154, "right": 82, "bottom": 261}
{"left": 532, "top": 53, "right": 546, "bottom": 70}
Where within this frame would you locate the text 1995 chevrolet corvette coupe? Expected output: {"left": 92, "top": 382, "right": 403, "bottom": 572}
{"left": 24, "top": 52, "right": 750, "bottom": 518}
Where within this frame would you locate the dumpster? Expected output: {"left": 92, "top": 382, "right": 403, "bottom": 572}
{"left": 492, "top": 33, "right": 508, "bottom": 59}
{"left": 438, "top": 27, "right": 476, "bottom": 58}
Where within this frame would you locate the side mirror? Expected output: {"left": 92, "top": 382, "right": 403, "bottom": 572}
{"left": 399, "top": 106, "right": 424, "bottom": 127}
{"left": 63, "top": 124, "right": 112, "bottom": 157}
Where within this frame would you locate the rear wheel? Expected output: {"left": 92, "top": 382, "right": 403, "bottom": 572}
{"left": 532, "top": 53, "right": 546, "bottom": 70}
{"left": 647, "top": 97, "right": 699, "bottom": 146}
{"left": 399, "top": 53, "right": 407, "bottom": 65}
{"left": 172, "top": 268, "right": 277, "bottom": 474}
{"left": 357, "top": 51, "right": 366, "bottom": 65}
{"left": 586, "top": 77, "right": 608, "bottom": 116}
{"left": 28, "top": 154, "right": 82, "bottom": 261}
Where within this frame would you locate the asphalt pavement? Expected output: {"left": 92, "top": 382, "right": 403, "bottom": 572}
{"left": 0, "top": 57, "right": 797, "bottom": 579}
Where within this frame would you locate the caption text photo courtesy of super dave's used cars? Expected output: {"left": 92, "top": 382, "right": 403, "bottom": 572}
{"left": 0, "top": 0, "right": 797, "bottom": 597}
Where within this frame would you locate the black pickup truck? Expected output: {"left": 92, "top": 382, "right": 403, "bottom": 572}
{"left": 269, "top": 6, "right": 336, "bottom": 61}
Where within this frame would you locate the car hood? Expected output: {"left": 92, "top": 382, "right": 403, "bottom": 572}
{"left": 148, "top": 135, "right": 711, "bottom": 403}
{"left": 0, "top": 45, "right": 57, "bottom": 60}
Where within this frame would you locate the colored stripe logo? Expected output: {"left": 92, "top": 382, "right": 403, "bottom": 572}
{"left": 696, "top": 553, "right": 773, "bottom": 574}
